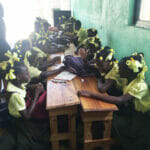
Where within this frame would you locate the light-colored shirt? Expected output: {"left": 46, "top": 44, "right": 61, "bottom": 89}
{"left": 7, "top": 82, "right": 26, "bottom": 118}
{"left": 105, "top": 62, "right": 127, "bottom": 89}
{"left": 123, "top": 78, "right": 150, "bottom": 113}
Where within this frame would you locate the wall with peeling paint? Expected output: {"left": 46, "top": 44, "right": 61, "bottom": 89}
{"left": 71, "top": 0, "right": 150, "bottom": 84}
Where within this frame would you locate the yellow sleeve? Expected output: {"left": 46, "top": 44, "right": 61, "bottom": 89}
{"left": 27, "top": 65, "right": 42, "bottom": 79}
{"left": 11, "top": 93, "right": 26, "bottom": 111}
{"left": 128, "top": 81, "right": 148, "bottom": 100}
{"left": 105, "top": 63, "right": 121, "bottom": 87}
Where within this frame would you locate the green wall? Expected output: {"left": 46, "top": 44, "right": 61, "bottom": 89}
{"left": 71, "top": 0, "right": 150, "bottom": 84}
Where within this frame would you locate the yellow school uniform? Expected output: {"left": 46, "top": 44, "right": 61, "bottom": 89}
{"left": 77, "top": 28, "right": 88, "bottom": 45}
{"left": 32, "top": 47, "right": 47, "bottom": 68}
{"left": 123, "top": 78, "right": 150, "bottom": 113}
{"left": 105, "top": 62, "right": 127, "bottom": 88}
{"left": 7, "top": 82, "right": 26, "bottom": 118}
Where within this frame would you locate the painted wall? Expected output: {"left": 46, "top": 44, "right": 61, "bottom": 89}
{"left": 71, "top": 0, "right": 150, "bottom": 84}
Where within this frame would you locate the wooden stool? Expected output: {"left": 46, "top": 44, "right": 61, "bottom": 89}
{"left": 81, "top": 111, "right": 114, "bottom": 150}
{"left": 49, "top": 106, "right": 77, "bottom": 150}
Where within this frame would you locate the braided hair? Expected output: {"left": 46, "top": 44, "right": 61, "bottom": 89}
{"left": 12, "top": 40, "right": 31, "bottom": 61}
{"left": 96, "top": 46, "right": 115, "bottom": 62}
{"left": 119, "top": 53, "right": 144, "bottom": 78}
{"left": 87, "top": 28, "right": 98, "bottom": 37}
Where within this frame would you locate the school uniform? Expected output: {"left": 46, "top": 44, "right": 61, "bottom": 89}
{"left": 112, "top": 77, "right": 150, "bottom": 150}
{"left": 6, "top": 82, "right": 50, "bottom": 150}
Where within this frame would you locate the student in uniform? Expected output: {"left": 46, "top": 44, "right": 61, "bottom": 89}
{"left": 78, "top": 52, "right": 150, "bottom": 150}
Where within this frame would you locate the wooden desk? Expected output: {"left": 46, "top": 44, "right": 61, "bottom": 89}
{"left": 47, "top": 52, "right": 118, "bottom": 150}
{"left": 73, "top": 76, "right": 118, "bottom": 150}
{"left": 47, "top": 52, "right": 80, "bottom": 150}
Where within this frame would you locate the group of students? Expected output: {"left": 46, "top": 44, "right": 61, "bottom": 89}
{"left": 0, "top": 6, "right": 150, "bottom": 149}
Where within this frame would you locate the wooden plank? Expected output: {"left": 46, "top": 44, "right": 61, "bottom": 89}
{"left": 73, "top": 76, "right": 118, "bottom": 112}
{"left": 46, "top": 79, "right": 80, "bottom": 110}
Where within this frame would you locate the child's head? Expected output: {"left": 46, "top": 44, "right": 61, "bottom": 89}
{"left": 35, "top": 37, "right": 51, "bottom": 53}
{"left": 65, "top": 23, "right": 74, "bottom": 33}
{"left": 13, "top": 40, "right": 31, "bottom": 60}
{"left": 5, "top": 61, "right": 30, "bottom": 83}
{"left": 42, "top": 19, "right": 51, "bottom": 32}
{"left": 87, "top": 37, "right": 102, "bottom": 54}
{"left": 95, "top": 46, "right": 115, "bottom": 73}
{"left": 87, "top": 28, "right": 97, "bottom": 37}
{"left": 67, "top": 16, "right": 76, "bottom": 24}
{"left": 34, "top": 17, "right": 43, "bottom": 33}
{"left": 74, "top": 20, "right": 81, "bottom": 30}
{"left": 58, "top": 15, "right": 67, "bottom": 24}
{"left": 119, "top": 53, "right": 147, "bottom": 79}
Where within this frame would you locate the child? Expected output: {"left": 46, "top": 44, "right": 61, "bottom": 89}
{"left": 56, "top": 15, "right": 67, "bottom": 31}
{"left": 94, "top": 46, "right": 123, "bottom": 95}
{"left": 75, "top": 28, "right": 101, "bottom": 55}
{"left": 0, "top": 61, "right": 50, "bottom": 150}
{"left": 12, "top": 40, "right": 63, "bottom": 80}
{"left": 73, "top": 20, "right": 87, "bottom": 47}
{"left": 78, "top": 53, "right": 150, "bottom": 150}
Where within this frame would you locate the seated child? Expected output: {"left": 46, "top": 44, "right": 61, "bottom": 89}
{"left": 1, "top": 61, "right": 50, "bottom": 150}
{"left": 12, "top": 40, "right": 64, "bottom": 81}
{"left": 31, "top": 36, "right": 64, "bottom": 69}
{"left": 73, "top": 20, "right": 87, "bottom": 47}
{"left": 75, "top": 28, "right": 101, "bottom": 55}
{"left": 94, "top": 46, "right": 123, "bottom": 95}
{"left": 78, "top": 52, "right": 150, "bottom": 150}
{"left": 56, "top": 15, "right": 67, "bottom": 31}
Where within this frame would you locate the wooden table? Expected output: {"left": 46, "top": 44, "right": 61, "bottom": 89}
{"left": 46, "top": 52, "right": 118, "bottom": 150}
{"left": 47, "top": 52, "right": 80, "bottom": 150}
{"left": 73, "top": 76, "right": 118, "bottom": 150}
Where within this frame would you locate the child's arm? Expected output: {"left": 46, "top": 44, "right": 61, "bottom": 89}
{"left": 38, "top": 56, "right": 61, "bottom": 70}
{"left": 78, "top": 90, "right": 133, "bottom": 105}
{"left": 40, "top": 66, "right": 65, "bottom": 78}
{"left": 98, "top": 78, "right": 116, "bottom": 93}
{"left": 19, "top": 83, "right": 44, "bottom": 119}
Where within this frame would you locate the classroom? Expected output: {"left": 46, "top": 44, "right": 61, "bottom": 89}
{"left": 0, "top": 0, "right": 150, "bottom": 150}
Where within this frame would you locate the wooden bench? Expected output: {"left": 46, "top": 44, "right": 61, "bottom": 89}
{"left": 47, "top": 52, "right": 80, "bottom": 150}
{"left": 73, "top": 76, "right": 118, "bottom": 150}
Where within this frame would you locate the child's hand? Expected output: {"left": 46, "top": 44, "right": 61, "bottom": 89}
{"left": 78, "top": 48, "right": 87, "bottom": 59}
{"left": 53, "top": 56, "right": 61, "bottom": 62}
{"left": 35, "top": 83, "right": 44, "bottom": 96}
{"left": 67, "top": 67, "right": 77, "bottom": 74}
{"left": 77, "top": 90, "right": 93, "bottom": 98}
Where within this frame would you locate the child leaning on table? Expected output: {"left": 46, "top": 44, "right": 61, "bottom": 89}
{"left": 94, "top": 46, "right": 125, "bottom": 96}
{"left": 78, "top": 52, "right": 150, "bottom": 150}
{"left": 12, "top": 40, "right": 63, "bottom": 82}
{"left": 0, "top": 60, "right": 51, "bottom": 150}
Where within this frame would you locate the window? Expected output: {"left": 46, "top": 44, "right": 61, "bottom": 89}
{"left": 135, "top": 0, "right": 150, "bottom": 29}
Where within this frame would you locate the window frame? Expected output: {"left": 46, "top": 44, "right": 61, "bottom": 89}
{"left": 134, "top": 0, "right": 150, "bottom": 29}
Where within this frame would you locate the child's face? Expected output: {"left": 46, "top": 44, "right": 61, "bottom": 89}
{"left": 96, "top": 60, "right": 112, "bottom": 73}
{"left": 18, "top": 66, "right": 30, "bottom": 83}
{"left": 119, "top": 63, "right": 129, "bottom": 78}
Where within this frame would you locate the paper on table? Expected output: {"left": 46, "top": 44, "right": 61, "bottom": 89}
{"left": 54, "top": 71, "right": 76, "bottom": 81}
